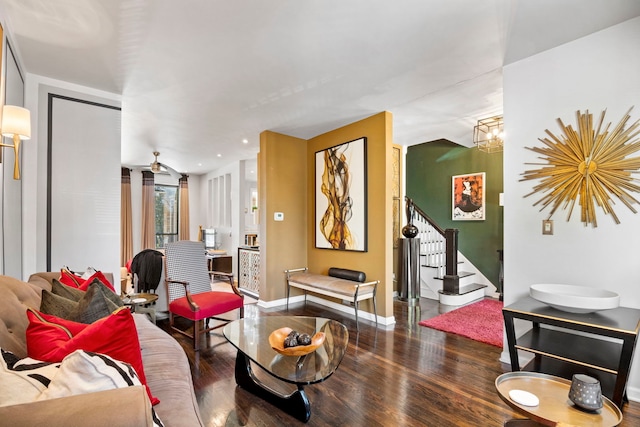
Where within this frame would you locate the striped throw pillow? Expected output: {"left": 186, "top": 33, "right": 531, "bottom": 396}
{"left": 0, "top": 348, "right": 163, "bottom": 427}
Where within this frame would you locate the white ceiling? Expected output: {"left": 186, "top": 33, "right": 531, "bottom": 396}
{"left": 1, "top": 0, "right": 639, "bottom": 175}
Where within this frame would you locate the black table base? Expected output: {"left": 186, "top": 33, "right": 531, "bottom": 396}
{"left": 234, "top": 352, "right": 311, "bottom": 423}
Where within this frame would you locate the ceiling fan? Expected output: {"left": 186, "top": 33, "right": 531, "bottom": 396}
{"left": 147, "top": 151, "right": 181, "bottom": 179}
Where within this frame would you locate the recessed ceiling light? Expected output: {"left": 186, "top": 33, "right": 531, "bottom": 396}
{"left": 198, "top": 163, "right": 202, "bottom": 166}
{"left": 242, "top": 139, "right": 249, "bottom": 144}
{"left": 250, "top": 170, "right": 255, "bottom": 174}
{"left": 217, "top": 154, "right": 222, "bottom": 157}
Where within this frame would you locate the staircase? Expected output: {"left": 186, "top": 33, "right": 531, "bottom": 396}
{"left": 408, "top": 198, "right": 490, "bottom": 306}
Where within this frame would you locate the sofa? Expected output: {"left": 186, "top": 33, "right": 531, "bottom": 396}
{"left": 0, "top": 273, "right": 204, "bottom": 427}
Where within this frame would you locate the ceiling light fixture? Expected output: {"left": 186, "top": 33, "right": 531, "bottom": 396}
{"left": 473, "top": 115, "right": 504, "bottom": 153}
{"left": 242, "top": 139, "right": 248, "bottom": 144}
{"left": 0, "top": 105, "right": 32, "bottom": 180}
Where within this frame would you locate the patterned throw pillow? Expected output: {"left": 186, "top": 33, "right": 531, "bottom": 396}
{"left": 41, "top": 281, "right": 121, "bottom": 324}
{"left": 0, "top": 348, "right": 60, "bottom": 407}
{"left": 25, "top": 307, "right": 159, "bottom": 406}
{"left": 51, "top": 278, "right": 85, "bottom": 301}
{"left": 0, "top": 348, "right": 164, "bottom": 427}
{"left": 42, "top": 350, "right": 164, "bottom": 427}
{"left": 52, "top": 278, "right": 123, "bottom": 308}
{"left": 89, "top": 278, "right": 124, "bottom": 308}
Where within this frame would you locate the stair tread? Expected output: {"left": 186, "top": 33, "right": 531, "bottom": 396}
{"left": 433, "top": 271, "right": 475, "bottom": 280}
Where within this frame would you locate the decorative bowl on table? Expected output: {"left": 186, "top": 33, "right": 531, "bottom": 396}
{"left": 529, "top": 284, "right": 620, "bottom": 313}
{"left": 269, "top": 327, "right": 326, "bottom": 356}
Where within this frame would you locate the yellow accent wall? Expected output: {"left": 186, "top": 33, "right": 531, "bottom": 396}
{"left": 307, "top": 112, "right": 393, "bottom": 318}
{"left": 259, "top": 112, "right": 394, "bottom": 320}
{"left": 258, "top": 131, "right": 308, "bottom": 302}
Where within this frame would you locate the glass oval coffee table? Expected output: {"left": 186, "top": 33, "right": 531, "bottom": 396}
{"left": 223, "top": 316, "right": 348, "bottom": 422}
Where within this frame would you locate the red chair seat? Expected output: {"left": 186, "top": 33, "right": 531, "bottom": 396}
{"left": 169, "top": 291, "right": 244, "bottom": 321}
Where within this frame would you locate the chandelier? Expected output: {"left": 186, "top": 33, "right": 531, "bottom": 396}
{"left": 473, "top": 116, "right": 504, "bottom": 153}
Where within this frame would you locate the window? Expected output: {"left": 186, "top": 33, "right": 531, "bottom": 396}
{"left": 155, "top": 184, "right": 178, "bottom": 249}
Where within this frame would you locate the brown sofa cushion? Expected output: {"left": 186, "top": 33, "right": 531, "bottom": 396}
{"left": 28, "top": 272, "right": 115, "bottom": 291}
{"left": 0, "top": 276, "right": 43, "bottom": 358}
{"left": 0, "top": 386, "right": 154, "bottom": 427}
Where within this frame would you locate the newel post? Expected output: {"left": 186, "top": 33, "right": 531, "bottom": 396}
{"left": 443, "top": 228, "right": 459, "bottom": 294}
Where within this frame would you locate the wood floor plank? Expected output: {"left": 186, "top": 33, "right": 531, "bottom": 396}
{"left": 159, "top": 298, "right": 640, "bottom": 426}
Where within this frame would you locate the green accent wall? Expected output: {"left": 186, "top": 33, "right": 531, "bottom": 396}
{"left": 406, "top": 140, "right": 503, "bottom": 290}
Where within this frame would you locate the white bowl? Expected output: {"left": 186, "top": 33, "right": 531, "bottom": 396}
{"left": 530, "top": 284, "right": 620, "bottom": 313}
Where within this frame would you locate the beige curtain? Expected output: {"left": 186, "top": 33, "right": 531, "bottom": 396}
{"left": 179, "top": 174, "right": 190, "bottom": 240}
{"left": 121, "top": 168, "right": 133, "bottom": 266}
{"left": 141, "top": 171, "right": 156, "bottom": 249}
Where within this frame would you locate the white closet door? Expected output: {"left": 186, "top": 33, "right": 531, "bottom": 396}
{"left": 49, "top": 95, "right": 121, "bottom": 277}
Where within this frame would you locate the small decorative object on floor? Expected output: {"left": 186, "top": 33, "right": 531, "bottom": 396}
{"left": 569, "top": 374, "right": 603, "bottom": 411}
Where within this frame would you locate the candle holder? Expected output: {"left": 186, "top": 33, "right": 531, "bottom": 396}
{"left": 569, "top": 374, "right": 603, "bottom": 411}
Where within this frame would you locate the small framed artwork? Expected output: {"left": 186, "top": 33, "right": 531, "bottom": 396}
{"left": 315, "top": 137, "right": 368, "bottom": 251}
{"left": 452, "top": 172, "right": 485, "bottom": 220}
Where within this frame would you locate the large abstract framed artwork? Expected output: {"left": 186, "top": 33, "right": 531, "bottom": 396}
{"left": 452, "top": 172, "right": 485, "bottom": 221}
{"left": 315, "top": 137, "right": 367, "bottom": 251}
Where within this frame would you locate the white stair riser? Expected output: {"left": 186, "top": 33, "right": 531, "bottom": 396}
{"left": 438, "top": 288, "right": 485, "bottom": 306}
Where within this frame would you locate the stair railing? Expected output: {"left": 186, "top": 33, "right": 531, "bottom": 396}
{"left": 406, "top": 197, "right": 460, "bottom": 294}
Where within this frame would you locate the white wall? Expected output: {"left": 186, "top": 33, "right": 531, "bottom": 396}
{"left": 1, "top": 35, "right": 25, "bottom": 279}
{"left": 198, "top": 160, "right": 246, "bottom": 277}
{"left": 503, "top": 16, "right": 640, "bottom": 400}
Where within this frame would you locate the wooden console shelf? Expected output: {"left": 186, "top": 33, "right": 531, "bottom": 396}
{"left": 503, "top": 297, "right": 640, "bottom": 409}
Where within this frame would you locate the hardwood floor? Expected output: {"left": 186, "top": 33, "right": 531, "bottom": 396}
{"left": 158, "top": 298, "right": 640, "bottom": 426}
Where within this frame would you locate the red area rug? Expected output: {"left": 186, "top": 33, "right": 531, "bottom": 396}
{"left": 419, "top": 298, "right": 503, "bottom": 347}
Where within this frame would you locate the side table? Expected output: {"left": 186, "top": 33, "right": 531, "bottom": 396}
{"left": 503, "top": 297, "right": 640, "bottom": 409}
{"left": 123, "top": 293, "right": 159, "bottom": 324}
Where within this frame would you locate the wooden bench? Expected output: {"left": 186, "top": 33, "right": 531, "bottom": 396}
{"left": 285, "top": 267, "right": 379, "bottom": 330}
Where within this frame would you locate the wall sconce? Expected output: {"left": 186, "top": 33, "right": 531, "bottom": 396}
{"left": 473, "top": 115, "right": 504, "bottom": 153}
{"left": 0, "top": 105, "right": 31, "bottom": 180}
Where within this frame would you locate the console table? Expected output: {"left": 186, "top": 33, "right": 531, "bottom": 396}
{"left": 206, "top": 254, "right": 232, "bottom": 273}
{"left": 503, "top": 297, "right": 640, "bottom": 409}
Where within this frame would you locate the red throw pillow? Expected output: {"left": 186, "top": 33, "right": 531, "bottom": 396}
{"left": 78, "top": 271, "right": 116, "bottom": 293}
{"left": 59, "top": 268, "right": 83, "bottom": 288}
{"left": 25, "top": 307, "right": 159, "bottom": 405}
{"left": 58, "top": 269, "right": 116, "bottom": 293}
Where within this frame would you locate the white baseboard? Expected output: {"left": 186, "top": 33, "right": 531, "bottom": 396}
{"left": 256, "top": 294, "right": 395, "bottom": 328}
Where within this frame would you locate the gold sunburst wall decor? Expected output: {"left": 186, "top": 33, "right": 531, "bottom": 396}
{"left": 521, "top": 107, "right": 640, "bottom": 227}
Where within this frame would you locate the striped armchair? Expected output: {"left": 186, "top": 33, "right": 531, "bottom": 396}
{"left": 164, "top": 240, "right": 244, "bottom": 350}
